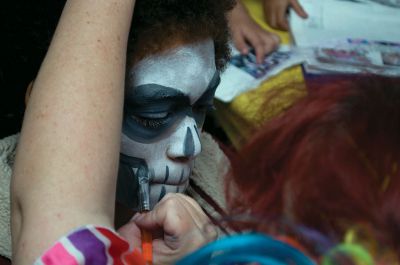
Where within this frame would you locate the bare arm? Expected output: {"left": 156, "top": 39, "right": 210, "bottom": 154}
{"left": 11, "top": 0, "right": 135, "bottom": 264}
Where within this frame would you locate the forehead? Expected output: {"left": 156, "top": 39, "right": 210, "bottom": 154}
{"left": 128, "top": 39, "right": 216, "bottom": 103}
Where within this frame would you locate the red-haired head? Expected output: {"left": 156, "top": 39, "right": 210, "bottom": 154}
{"left": 227, "top": 76, "right": 400, "bottom": 261}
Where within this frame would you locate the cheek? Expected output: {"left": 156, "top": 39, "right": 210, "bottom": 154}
{"left": 120, "top": 133, "right": 169, "bottom": 162}
{"left": 149, "top": 182, "right": 189, "bottom": 209}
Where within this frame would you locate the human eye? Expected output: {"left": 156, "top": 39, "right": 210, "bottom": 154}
{"left": 131, "top": 112, "right": 169, "bottom": 129}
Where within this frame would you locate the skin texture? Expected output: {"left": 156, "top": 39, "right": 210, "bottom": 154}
{"left": 11, "top": 1, "right": 218, "bottom": 264}
{"left": 228, "top": 1, "right": 280, "bottom": 63}
{"left": 117, "top": 39, "right": 219, "bottom": 210}
{"left": 11, "top": 0, "right": 135, "bottom": 264}
{"left": 262, "top": 0, "right": 308, "bottom": 31}
{"left": 118, "top": 193, "right": 218, "bottom": 265}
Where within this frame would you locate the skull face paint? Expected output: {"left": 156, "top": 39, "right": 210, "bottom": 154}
{"left": 116, "top": 39, "right": 220, "bottom": 210}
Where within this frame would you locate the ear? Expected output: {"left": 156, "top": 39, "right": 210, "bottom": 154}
{"left": 25, "top": 80, "right": 34, "bottom": 106}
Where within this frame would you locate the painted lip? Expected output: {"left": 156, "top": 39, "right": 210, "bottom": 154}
{"left": 151, "top": 166, "right": 191, "bottom": 186}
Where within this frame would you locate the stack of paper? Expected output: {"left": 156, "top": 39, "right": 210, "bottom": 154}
{"left": 289, "top": 0, "right": 400, "bottom": 75}
{"left": 215, "top": 45, "right": 304, "bottom": 102}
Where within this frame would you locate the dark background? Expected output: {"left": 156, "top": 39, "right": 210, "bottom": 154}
{"left": 0, "top": 0, "right": 66, "bottom": 138}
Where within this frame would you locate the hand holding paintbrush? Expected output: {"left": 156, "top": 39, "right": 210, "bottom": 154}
{"left": 120, "top": 166, "right": 216, "bottom": 264}
{"left": 119, "top": 192, "right": 217, "bottom": 265}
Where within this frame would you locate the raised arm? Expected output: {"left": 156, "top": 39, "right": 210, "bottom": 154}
{"left": 11, "top": 0, "right": 135, "bottom": 264}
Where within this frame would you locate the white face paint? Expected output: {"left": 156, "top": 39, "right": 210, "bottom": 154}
{"left": 116, "top": 39, "right": 220, "bottom": 210}
{"left": 132, "top": 39, "right": 216, "bottom": 104}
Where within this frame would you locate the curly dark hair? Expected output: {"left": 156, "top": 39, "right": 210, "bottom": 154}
{"left": 128, "top": 0, "right": 235, "bottom": 71}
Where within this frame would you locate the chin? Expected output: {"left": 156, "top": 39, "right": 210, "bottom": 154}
{"left": 149, "top": 180, "right": 190, "bottom": 208}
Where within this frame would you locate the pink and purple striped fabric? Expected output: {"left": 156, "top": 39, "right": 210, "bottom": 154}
{"left": 35, "top": 225, "right": 145, "bottom": 265}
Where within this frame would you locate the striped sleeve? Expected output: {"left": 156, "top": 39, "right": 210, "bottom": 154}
{"left": 34, "top": 225, "right": 145, "bottom": 265}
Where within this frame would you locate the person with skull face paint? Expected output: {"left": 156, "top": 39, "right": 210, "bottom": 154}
{"left": 118, "top": 40, "right": 221, "bottom": 211}
{"left": 8, "top": 0, "right": 234, "bottom": 264}
{"left": 115, "top": 0, "right": 234, "bottom": 224}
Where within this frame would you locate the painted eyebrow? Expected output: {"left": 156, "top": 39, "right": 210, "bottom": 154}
{"left": 125, "top": 70, "right": 220, "bottom": 105}
{"left": 125, "top": 84, "right": 190, "bottom": 105}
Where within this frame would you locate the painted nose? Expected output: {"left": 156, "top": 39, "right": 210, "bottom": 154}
{"left": 167, "top": 122, "right": 202, "bottom": 162}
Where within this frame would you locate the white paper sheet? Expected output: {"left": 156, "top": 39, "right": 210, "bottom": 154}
{"left": 289, "top": 0, "right": 400, "bottom": 75}
{"left": 215, "top": 45, "right": 305, "bottom": 102}
{"left": 290, "top": 0, "right": 400, "bottom": 47}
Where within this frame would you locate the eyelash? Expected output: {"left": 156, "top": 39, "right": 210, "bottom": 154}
{"left": 131, "top": 114, "right": 168, "bottom": 129}
{"left": 131, "top": 104, "right": 214, "bottom": 129}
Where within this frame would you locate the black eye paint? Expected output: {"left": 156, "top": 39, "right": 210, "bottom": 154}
{"left": 195, "top": 71, "right": 221, "bottom": 106}
{"left": 125, "top": 84, "right": 190, "bottom": 107}
{"left": 192, "top": 72, "right": 221, "bottom": 127}
{"left": 123, "top": 84, "right": 190, "bottom": 143}
{"left": 123, "top": 71, "right": 220, "bottom": 143}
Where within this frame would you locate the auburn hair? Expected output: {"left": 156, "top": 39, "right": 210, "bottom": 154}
{"left": 127, "top": 0, "right": 234, "bottom": 71}
{"left": 227, "top": 76, "right": 400, "bottom": 261}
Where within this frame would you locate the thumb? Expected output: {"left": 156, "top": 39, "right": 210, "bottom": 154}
{"left": 131, "top": 211, "right": 161, "bottom": 230}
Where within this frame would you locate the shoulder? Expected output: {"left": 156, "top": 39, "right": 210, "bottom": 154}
{"left": 0, "top": 133, "right": 19, "bottom": 259}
